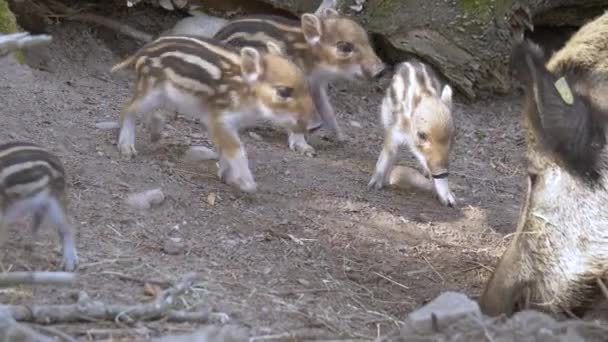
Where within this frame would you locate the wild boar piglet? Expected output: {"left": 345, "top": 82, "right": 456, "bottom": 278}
{"left": 480, "top": 11, "right": 608, "bottom": 317}
{"left": 0, "top": 141, "right": 78, "bottom": 271}
{"left": 111, "top": 35, "right": 316, "bottom": 193}
{"left": 368, "top": 59, "right": 456, "bottom": 207}
{"left": 213, "top": 7, "right": 386, "bottom": 150}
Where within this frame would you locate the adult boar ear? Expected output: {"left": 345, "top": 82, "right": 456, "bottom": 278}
{"left": 513, "top": 39, "right": 606, "bottom": 183}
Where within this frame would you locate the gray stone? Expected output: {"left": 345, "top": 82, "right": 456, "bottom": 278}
{"left": 95, "top": 121, "right": 120, "bottom": 130}
{"left": 406, "top": 291, "right": 481, "bottom": 334}
{"left": 183, "top": 146, "right": 219, "bottom": 161}
{"left": 125, "top": 188, "right": 165, "bottom": 210}
{"left": 163, "top": 11, "right": 228, "bottom": 38}
{"left": 162, "top": 237, "right": 184, "bottom": 255}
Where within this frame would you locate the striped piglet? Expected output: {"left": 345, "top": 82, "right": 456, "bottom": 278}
{"left": 0, "top": 141, "right": 78, "bottom": 271}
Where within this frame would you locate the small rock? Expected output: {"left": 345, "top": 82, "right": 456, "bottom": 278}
{"left": 162, "top": 237, "right": 184, "bottom": 255}
{"left": 162, "top": 160, "right": 175, "bottom": 168}
{"left": 207, "top": 192, "right": 216, "bottom": 206}
{"left": 125, "top": 188, "right": 165, "bottom": 210}
{"left": 297, "top": 279, "right": 310, "bottom": 286}
{"left": 95, "top": 121, "right": 120, "bottom": 130}
{"left": 349, "top": 120, "right": 362, "bottom": 128}
{"left": 407, "top": 291, "right": 481, "bottom": 334}
{"left": 189, "top": 133, "right": 205, "bottom": 139}
{"left": 159, "top": 0, "right": 176, "bottom": 10}
{"left": 183, "top": 146, "right": 219, "bottom": 161}
{"left": 249, "top": 132, "right": 263, "bottom": 141}
{"left": 165, "top": 11, "right": 228, "bottom": 38}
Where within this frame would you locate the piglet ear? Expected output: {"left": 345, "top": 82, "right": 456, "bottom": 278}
{"left": 301, "top": 13, "right": 322, "bottom": 45}
{"left": 441, "top": 84, "right": 453, "bottom": 109}
{"left": 392, "top": 62, "right": 422, "bottom": 118}
{"left": 240, "top": 47, "right": 263, "bottom": 83}
{"left": 320, "top": 7, "right": 339, "bottom": 17}
{"left": 265, "top": 41, "right": 285, "bottom": 57}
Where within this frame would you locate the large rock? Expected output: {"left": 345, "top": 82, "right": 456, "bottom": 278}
{"left": 249, "top": 0, "right": 607, "bottom": 100}
{"left": 379, "top": 292, "right": 608, "bottom": 342}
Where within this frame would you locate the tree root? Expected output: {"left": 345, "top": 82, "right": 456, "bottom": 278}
{"left": 66, "top": 12, "right": 153, "bottom": 42}
{"left": 31, "top": 0, "right": 154, "bottom": 43}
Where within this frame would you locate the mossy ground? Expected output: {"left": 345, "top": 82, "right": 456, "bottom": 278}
{"left": 0, "top": 0, "right": 25, "bottom": 63}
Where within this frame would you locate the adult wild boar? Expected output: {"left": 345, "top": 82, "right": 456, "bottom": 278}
{"left": 480, "top": 12, "right": 608, "bottom": 317}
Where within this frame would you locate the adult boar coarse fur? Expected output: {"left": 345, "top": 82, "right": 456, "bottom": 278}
{"left": 480, "top": 11, "right": 608, "bottom": 317}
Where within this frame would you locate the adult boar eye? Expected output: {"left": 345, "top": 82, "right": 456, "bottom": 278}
{"left": 337, "top": 41, "right": 354, "bottom": 54}
{"left": 276, "top": 86, "right": 294, "bottom": 99}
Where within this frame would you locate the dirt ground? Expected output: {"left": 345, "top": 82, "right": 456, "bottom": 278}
{"left": 1, "top": 6, "right": 599, "bottom": 341}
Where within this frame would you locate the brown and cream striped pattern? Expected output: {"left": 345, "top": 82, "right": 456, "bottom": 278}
{"left": 0, "top": 141, "right": 65, "bottom": 200}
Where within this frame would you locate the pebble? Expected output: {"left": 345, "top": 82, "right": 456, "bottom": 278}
{"left": 95, "top": 121, "right": 120, "bottom": 130}
{"left": 249, "top": 132, "right": 263, "bottom": 141}
{"left": 125, "top": 188, "right": 165, "bottom": 210}
{"left": 162, "top": 237, "right": 184, "bottom": 255}
{"left": 183, "top": 146, "right": 219, "bottom": 161}
{"left": 349, "top": 120, "right": 362, "bottom": 128}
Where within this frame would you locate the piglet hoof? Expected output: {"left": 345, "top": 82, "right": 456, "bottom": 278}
{"left": 368, "top": 173, "right": 385, "bottom": 190}
{"left": 307, "top": 120, "right": 324, "bottom": 133}
{"left": 438, "top": 191, "right": 456, "bottom": 207}
{"left": 150, "top": 131, "right": 162, "bottom": 143}
{"left": 291, "top": 142, "right": 316, "bottom": 158}
{"left": 237, "top": 179, "right": 258, "bottom": 193}
{"left": 325, "top": 132, "right": 347, "bottom": 144}
{"left": 118, "top": 143, "right": 137, "bottom": 159}
{"left": 61, "top": 251, "right": 79, "bottom": 272}
{"left": 217, "top": 165, "right": 232, "bottom": 183}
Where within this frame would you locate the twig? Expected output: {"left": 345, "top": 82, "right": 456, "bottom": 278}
{"left": 0, "top": 273, "right": 209, "bottom": 324}
{"left": 464, "top": 260, "right": 493, "bottom": 273}
{"left": 373, "top": 272, "right": 409, "bottom": 290}
{"left": 100, "top": 271, "right": 171, "bottom": 287}
{"left": 271, "top": 288, "right": 336, "bottom": 296}
{"left": 28, "top": 323, "right": 78, "bottom": 342}
{"left": 78, "top": 258, "right": 124, "bottom": 270}
{"left": 249, "top": 329, "right": 359, "bottom": 341}
{"left": 84, "top": 327, "right": 150, "bottom": 340}
{"left": 165, "top": 310, "right": 229, "bottom": 323}
{"left": 0, "top": 272, "right": 78, "bottom": 287}
{"left": 422, "top": 256, "right": 445, "bottom": 283}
